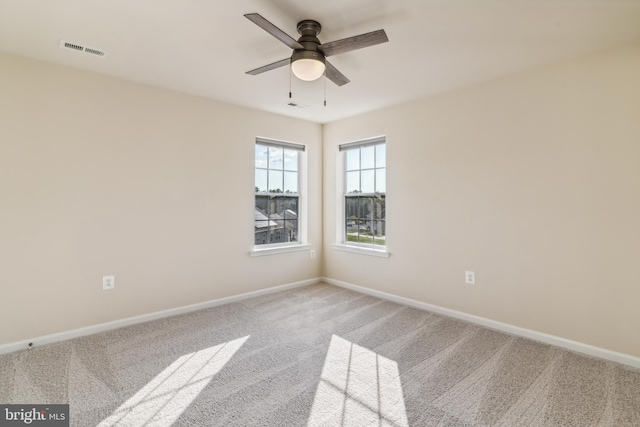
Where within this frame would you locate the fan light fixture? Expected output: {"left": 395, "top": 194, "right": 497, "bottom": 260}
{"left": 244, "top": 13, "right": 388, "bottom": 87}
{"left": 290, "top": 50, "right": 326, "bottom": 81}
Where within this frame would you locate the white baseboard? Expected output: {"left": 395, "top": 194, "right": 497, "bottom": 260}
{"left": 5, "top": 276, "right": 638, "bottom": 369}
{"left": 0, "top": 278, "right": 321, "bottom": 355}
{"left": 322, "top": 277, "right": 640, "bottom": 369}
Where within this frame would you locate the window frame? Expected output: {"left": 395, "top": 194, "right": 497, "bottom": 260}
{"left": 251, "top": 138, "right": 309, "bottom": 256}
{"left": 335, "top": 137, "right": 389, "bottom": 257}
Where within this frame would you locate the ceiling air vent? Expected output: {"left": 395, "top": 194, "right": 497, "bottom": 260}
{"left": 59, "top": 40, "right": 106, "bottom": 57}
{"left": 84, "top": 47, "right": 105, "bottom": 57}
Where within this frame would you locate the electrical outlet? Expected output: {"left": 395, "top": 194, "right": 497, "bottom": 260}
{"left": 310, "top": 250, "right": 316, "bottom": 259}
{"left": 465, "top": 271, "right": 475, "bottom": 285}
{"left": 103, "top": 275, "right": 115, "bottom": 290}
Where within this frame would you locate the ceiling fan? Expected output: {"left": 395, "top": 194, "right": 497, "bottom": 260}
{"left": 244, "top": 13, "right": 388, "bottom": 86}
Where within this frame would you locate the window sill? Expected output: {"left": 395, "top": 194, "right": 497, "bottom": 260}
{"left": 332, "top": 243, "right": 390, "bottom": 258}
{"left": 250, "top": 244, "right": 312, "bottom": 257}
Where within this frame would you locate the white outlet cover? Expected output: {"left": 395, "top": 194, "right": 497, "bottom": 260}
{"left": 103, "top": 275, "right": 115, "bottom": 290}
{"left": 465, "top": 271, "right": 475, "bottom": 284}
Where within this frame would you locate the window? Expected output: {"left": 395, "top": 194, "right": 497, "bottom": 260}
{"left": 341, "top": 138, "right": 386, "bottom": 249}
{"left": 254, "top": 138, "right": 304, "bottom": 247}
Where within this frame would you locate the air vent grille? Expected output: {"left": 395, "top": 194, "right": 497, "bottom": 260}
{"left": 64, "top": 42, "right": 83, "bottom": 51}
{"left": 84, "top": 48, "right": 105, "bottom": 57}
{"left": 59, "top": 40, "right": 106, "bottom": 57}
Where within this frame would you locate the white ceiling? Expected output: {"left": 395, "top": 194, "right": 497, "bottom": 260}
{"left": 1, "top": 0, "right": 639, "bottom": 124}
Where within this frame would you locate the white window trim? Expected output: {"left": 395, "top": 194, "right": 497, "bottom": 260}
{"left": 334, "top": 137, "right": 389, "bottom": 258}
{"left": 250, "top": 243, "right": 312, "bottom": 257}
{"left": 253, "top": 138, "right": 308, "bottom": 254}
{"left": 332, "top": 243, "right": 390, "bottom": 258}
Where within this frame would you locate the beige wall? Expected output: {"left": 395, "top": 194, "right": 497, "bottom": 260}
{"left": 323, "top": 43, "right": 640, "bottom": 357}
{"left": 2, "top": 42, "right": 640, "bottom": 358}
{"left": 0, "top": 53, "right": 322, "bottom": 344}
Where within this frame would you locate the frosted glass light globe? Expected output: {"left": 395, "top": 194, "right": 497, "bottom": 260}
{"left": 291, "top": 58, "right": 326, "bottom": 81}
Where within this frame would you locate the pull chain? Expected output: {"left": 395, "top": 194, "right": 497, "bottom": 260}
{"left": 289, "top": 68, "right": 292, "bottom": 99}
{"left": 324, "top": 75, "right": 327, "bottom": 107}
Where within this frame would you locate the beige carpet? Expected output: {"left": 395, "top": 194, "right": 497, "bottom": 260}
{"left": 1, "top": 283, "right": 639, "bottom": 426}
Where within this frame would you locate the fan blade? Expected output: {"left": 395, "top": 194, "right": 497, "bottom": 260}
{"left": 246, "top": 58, "right": 291, "bottom": 75}
{"left": 244, "top": 13, "right": 304, "bottom": 50}
{"left": 319, "top": 29, "right": 388, "bottom": 57}
{"left": 324, "top": 61, "right": 350, "bottom": 86}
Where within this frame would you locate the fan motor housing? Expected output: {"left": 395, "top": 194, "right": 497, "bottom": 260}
{"left": 294, "top": 19, "right": 324, "bottom": 61}
{"left": 291, "top": 49, "right": 325, "bottom": 65}
{"left": 297, "top": 20, "right": 321, "bottom": 36}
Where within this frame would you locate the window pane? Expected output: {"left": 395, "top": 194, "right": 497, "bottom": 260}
{"left": 361, "top": 170, "right": 375, "bottom": 193}
{"left": 358, "top": 197, "right": 373, "bottom": 223}
{"left": 268, "top": 170, "right": 283, "bottom": 192}
{"left": 346, "top": 149, "right": 359, "bottom": 171}
{"left": 361, "top": 145, "right": 375, "bottom": 169}
{"left": 267, "top": 196, "right": 280, "bottom": 244}
{"left": 376, "top": 168, "right": 386, "bottom": 193}
{"left": 283, "top": 204, "right": 298, "bottom": 218}
{"left": 255, "top": 145, "right": 268, "bottom": 168}
{"left": 269, "top": 146, "right": 283, "bottom": 170}
{"left": 256, "top": 196, "right": 269, "bottom": 219}
{"left": 372, "top": 219, "right": 383, "bottom": 236}
{"left": 254, "top": 196, "right": 270, "bottom": 245}
{"left": 346, "top": 171, "right": 360, "bottom": 193}
{"left": 345, "top": 197, "right": 358, "bottom": 243}
{"left": 270, "top": 226, "right": 285, "bottom": 243}
{"left": 285, "top": 198, "right": 298, "bottom": 241}
{"left": 375, "top": 144, "right": 386, "bottom": 168}
{"left": 283, "top": 149, "right": 298, "bottom": 171}
{"left": 373, "top": 196, "right": 385, "bottom": 245}
{"left": 255, "top": 195, "right": 269, "bottom": 214}
{"left": 269, "top": 211, "right": 283, "bottom": 228}
{"left": 283, "top": 219, "right": 298, "bottom": 242}
{"left": 272, "top": 196, "right": 298, "bottom": 218}
{"left": 270, "top": 196, "right": 298, "bottom": 243}
{"left": 283, "top": 171, "right": 298, "bottom": 193}
{"left": 358, "top": 197, "right": 373, "bottom": 243}
{"left": 359, "top": 234, "right": 373, "bottom": 244}
{"left": 373, "top": 220, "right": 385, "bottom": 246}
{"left": 374, "top": 195, "right": 385, "bottom": 221}
{"left": 357, "top": 210, "right": 371, "bottom": 244}
{"left": 345, "top": 197, "right": 359, "bottom": 222}
{"left": 255, "top": 169, "right": 267, "bottom": 193}
{"left": 347, "top": 220, "right": 360, "bottom": 243}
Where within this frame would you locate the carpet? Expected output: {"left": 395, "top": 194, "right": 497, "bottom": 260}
{"left": 1, "top": 283, "right": 639, "bottom": 426}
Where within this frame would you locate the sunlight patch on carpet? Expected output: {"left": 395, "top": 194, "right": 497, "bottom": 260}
{"left": 308, "top": 335, "right": 408, "bottom": 427}
{"left": 98, "top": 336, "right": 249, "bottom": 427}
